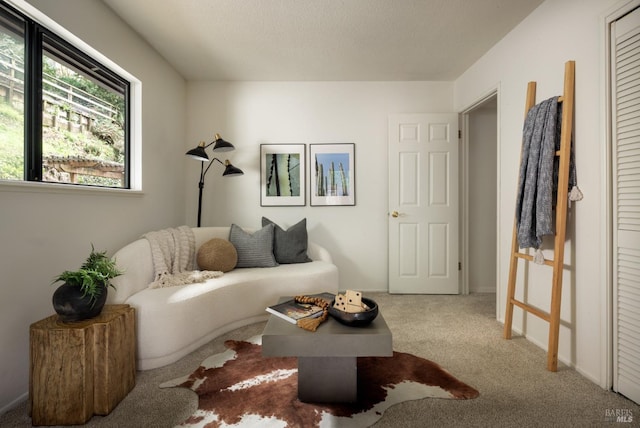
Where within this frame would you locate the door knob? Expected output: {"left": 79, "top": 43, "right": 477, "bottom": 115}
{"left": 391, "top": 211, "right": 399, "bottom": 218}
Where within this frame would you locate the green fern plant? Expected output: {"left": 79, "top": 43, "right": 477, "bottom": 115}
{"left": 53, "top": 245, "right": 122, "bottom": 304}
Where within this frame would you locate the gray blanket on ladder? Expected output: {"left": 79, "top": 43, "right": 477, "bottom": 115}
{"left": 515, "top": 96, "right": 582, "bottom": 256}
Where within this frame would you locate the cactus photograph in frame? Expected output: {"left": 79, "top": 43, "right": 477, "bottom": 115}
{"left": 310, "top": 143, "right": 355, "bottom": 206}
{"left": 260, "top": 144, "right": 306, "bottom": 206}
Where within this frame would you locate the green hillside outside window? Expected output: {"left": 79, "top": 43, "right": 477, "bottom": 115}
{"left": 0, "top": 2, "right": 130, "bottom": 189}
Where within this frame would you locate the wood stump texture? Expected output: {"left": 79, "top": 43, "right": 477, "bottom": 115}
{"left": 29, "top": 305, "right": 135, "bottom": 426}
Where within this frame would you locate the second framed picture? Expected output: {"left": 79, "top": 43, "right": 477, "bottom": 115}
{"left": 260, "top": 144, "right": 306, "bottom": 206}
{"left": 310, "top": 143, "right": 355, "bottom": 206}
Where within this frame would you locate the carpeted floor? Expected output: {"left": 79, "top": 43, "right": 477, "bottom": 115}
{"left": 2, "top": 293, "right": 639, "bottom": 427}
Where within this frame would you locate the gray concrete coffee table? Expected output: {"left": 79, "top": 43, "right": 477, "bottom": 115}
{"left": 262, "top": 299, "right": 393, "bottom": 403}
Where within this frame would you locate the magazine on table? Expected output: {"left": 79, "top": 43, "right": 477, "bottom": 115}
{"left": 266, "top": 292, "right": 335, "bottom": 324}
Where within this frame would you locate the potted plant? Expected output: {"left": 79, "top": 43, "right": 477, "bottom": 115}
{"left": 52, "top": 245, "right": 122, "bottom": 322}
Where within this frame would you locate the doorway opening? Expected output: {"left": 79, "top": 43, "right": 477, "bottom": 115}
{"left": 461, "top": 93, "right": 498, "bottom": 309}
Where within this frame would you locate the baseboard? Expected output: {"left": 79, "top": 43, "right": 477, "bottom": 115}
{"left": 0, "top": 391, "right": 28, "bottom": 417}
{"left": 470, "top": 287, "right": 496, "bottom": 294}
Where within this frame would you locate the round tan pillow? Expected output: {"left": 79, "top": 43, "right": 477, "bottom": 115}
{"left": 197, "top": 238, "right": 238, "bottom": 272}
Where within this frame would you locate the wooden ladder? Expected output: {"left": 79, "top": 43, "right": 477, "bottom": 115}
{"left": 503, "top": 60, "right": 575, "bottom": 372}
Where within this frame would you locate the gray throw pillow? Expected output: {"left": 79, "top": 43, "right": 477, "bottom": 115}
{"left": 229, "top": 224, "right": 278, "bottom": 268}
{"left": 262, "top": 217, "right": 312, "bottom": 264}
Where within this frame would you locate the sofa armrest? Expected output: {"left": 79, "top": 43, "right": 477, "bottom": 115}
{"left": 106, "top": 239, "right": 154, "bottom": 304}
{"left": 307, "top": 241, "right": 333, "bottom": 263}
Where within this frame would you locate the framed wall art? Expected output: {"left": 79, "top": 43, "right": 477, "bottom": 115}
{"left": 310, "top": 143, "right": 355, "bottom": 206}
{"left": 260, "top": 144, "right": 306, "bottom": 206}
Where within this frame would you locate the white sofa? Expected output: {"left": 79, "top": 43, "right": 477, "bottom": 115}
{"left": 106, "top": 226, "right": 339, "bottom": 370}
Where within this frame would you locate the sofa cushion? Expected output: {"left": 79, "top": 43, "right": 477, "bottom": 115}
{"left": 262, "top": 217, "right": 312, "bottom": 264}
{"left": 229, "top": 224, "right": 278, "bottom": 268}
{"left": 197, "top": 238, "right": 238, "bottom": 272}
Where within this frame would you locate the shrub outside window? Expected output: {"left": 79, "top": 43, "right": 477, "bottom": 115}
{"left": 0, "top": 2, "right": 130, "bottom": 189}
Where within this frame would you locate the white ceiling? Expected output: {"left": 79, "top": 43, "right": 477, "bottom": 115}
{"left": 101, "top": 0, "right": 544, "bottom": 81}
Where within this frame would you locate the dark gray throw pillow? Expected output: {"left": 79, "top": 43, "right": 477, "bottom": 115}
{"left": 229, "top": 224, "right": 278, "bottom": 268}
{"left": 262, "top": 217, "right": 312, "bottom": 264}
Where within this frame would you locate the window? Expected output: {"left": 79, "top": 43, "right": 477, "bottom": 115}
{"left": 0, "top": 2, "right": 130, "bottom": 188}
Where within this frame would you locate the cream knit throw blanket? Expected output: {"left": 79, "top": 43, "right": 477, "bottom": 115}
{"left": 143, "top": 225, "right": 222, "bottom": 289}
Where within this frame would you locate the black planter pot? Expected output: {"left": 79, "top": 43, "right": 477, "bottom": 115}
{"left": 52, "top": 282, "right": 108, "bottom": 322}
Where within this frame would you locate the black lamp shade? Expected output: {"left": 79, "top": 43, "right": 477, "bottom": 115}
{"left": 222, "top": 161, "right": 244, "bottom": 176}
{"left": 212, "top": 134, "right": 235, "bottom": 152}
{"left": 186, "top": 145, "right": 209, "bottom": 161}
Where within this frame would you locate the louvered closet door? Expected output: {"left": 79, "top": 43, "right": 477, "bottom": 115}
{"left": 612, "top": 6, "right": 640, "bottom": 405}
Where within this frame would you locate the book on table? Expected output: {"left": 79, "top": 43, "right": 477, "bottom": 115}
{"left": 266, "top": 292, "right": 335, "bottom": 324}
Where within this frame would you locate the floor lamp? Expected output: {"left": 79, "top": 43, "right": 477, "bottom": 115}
{"left": 185, "top": 133, "right": 243, "bottom": 227}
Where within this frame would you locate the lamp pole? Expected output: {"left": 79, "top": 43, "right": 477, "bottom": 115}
{"left": 197, "top": 161, "right": 206, "bottom": 227}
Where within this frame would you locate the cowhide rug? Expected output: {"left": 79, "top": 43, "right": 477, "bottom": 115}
{"left": 160, "top": 336, "right": 478, "bottom": 427}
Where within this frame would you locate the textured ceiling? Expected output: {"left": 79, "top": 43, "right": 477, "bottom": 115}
{"left": 101, "top": 0, "right": 543, "bottom": 81}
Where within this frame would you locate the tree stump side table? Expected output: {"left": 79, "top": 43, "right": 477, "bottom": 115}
{"left": 29, "top": 304, "right": 136, "bottom": 426}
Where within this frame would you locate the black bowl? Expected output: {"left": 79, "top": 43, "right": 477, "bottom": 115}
{"left": 328, "top": 297, "right": 378, "bottom": 327}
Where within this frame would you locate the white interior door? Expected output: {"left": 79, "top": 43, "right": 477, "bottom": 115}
{"left": 611, "top": 5, "right": 640, "bottom": 405}
{"left": 388, "top": 114, "right": 459, "bottom": 294}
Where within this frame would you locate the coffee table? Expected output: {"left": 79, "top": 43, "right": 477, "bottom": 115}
{"left": 262, "top": 298, "right": 392, "bottom": 403}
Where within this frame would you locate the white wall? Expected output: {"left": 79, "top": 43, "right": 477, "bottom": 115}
{"left": 185, "top": 81, "right": 454, "bottom": 292}
{"left": 0, "top": 0, "right": 186, "bottom": 411}
{"left": 454, "top": 0, "right": 617, "bottom": 385}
